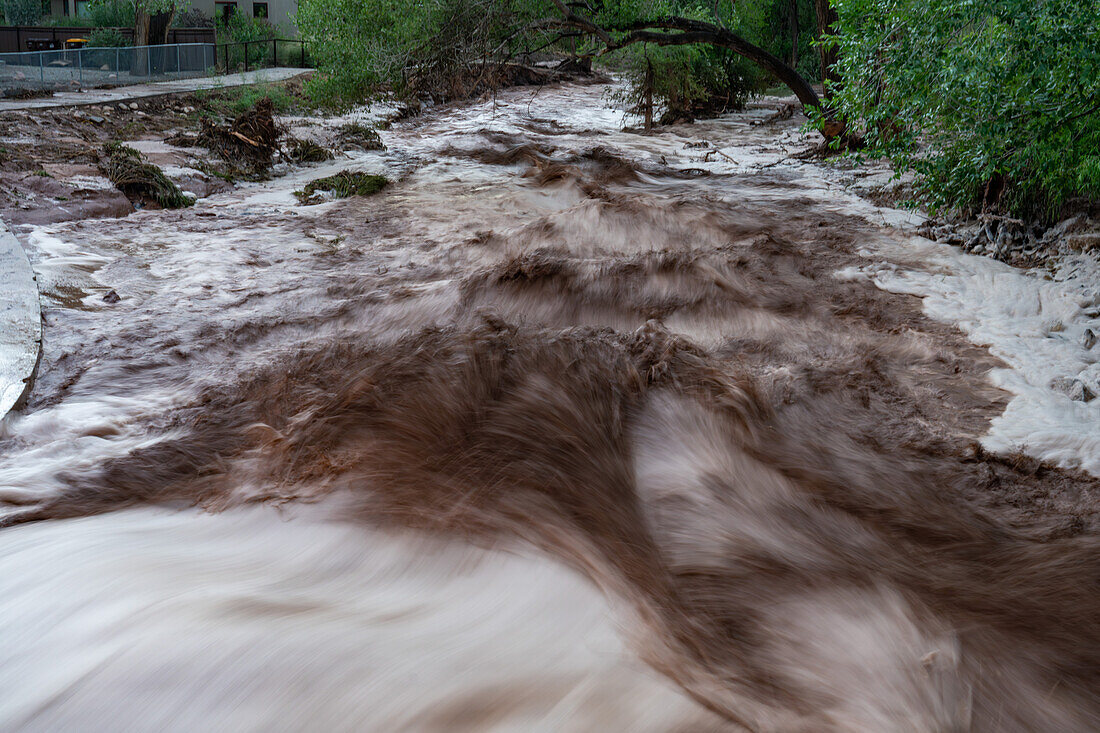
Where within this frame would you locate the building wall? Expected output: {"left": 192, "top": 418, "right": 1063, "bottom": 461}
{"left": 42, "top": 0, "right": 297, "bottom": 36}
{"left": 191, "top": 0, "right": 298, "bottom": 34}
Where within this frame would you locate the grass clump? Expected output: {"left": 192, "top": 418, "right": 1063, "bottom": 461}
{"left": 193, "top": 83, "right": 301, "bottom": 118}
{"left": 294, "top": 170, "right": 388, "bottom": 204}
{"left": 336, "top": 122, "right": 384, "bottom": 151}
{"left": 284, "top": 137, "right": 335, "bottom": 163}
{"left": 99, "top": 142, "right": 193, "bottom": 209}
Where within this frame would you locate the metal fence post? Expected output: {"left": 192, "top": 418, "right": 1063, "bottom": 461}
{"left": 244, "top": 42, "right": 249, "bottom": 72}
{"left": 77, "top": 48, "right": 82, "bottom": 87}
{"left": 116, "top": 47, "right": 120, "bottom": 76}
{"left": 39, "top": 51, "right": 43, "bottom": 85}
{"left": 176, "top": 43, "right": 181, "bottom": 77}
{"left": 147, "top": 44, "right": 151, "bottom": 77}
{"left": 273, "top": 39, "right": 277, "bottom": 68}
{"left": 300, "top": 40, "right": 305, "bottom": 68}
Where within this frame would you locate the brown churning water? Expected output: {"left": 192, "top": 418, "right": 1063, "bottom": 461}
{"left": 1, "top": 83, "right": 1099, "bottom": 731}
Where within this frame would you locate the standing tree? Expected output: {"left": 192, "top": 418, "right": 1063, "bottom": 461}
{"left": 132, "top": 0, "right": 178, "bottom": 77}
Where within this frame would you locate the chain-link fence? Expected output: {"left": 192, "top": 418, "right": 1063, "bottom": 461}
{"left": 0, "top": 43, "right": 216, "bottom": 93}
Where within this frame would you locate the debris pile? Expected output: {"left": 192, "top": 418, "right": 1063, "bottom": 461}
{"left": 98, "top": 142, "right": 193, "bottom": 209}
{"left": 195, "top": 97, "right": 280, "bottom": 172}
{"left": 294, "top": 171, "right": 388, "bottom": 205}
{"left": 335, "top": 123, "right": 384, "bottom": 151}
{"left": 920, "top": 213, "right": 1100, "bottom": 266}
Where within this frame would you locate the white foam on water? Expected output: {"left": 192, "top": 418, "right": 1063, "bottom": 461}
{"left": 854, "top": 234, "right": 1100, "bottom": 475}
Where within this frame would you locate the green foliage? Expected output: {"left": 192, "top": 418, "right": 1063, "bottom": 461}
{"left": 336, "top": 122, "right": 384, "bottom": 150}
{"left": 611, "top": 42, "right": 766, "bottom": 123}
{"left": 100, "top": 141, "right": 194, "bottom": 209}
{"left": 284, "top": 137, "right": 335, "bottom": 162}
{"left": 173, "top": 8, "right": 213, "bottom": 27}
{"left": 88, "top": 27, "right": 130, "bottom": 47}
{"left": 217, "top": 11, "right": 280, "bottom": 69}
{"left": 194, "top": 82, "right": 300, "bottom": 116}
{"left": 3, "top": 0, "right": 42, "bottom": 25}
{"left": 828, "top": 0, "right": 1100, "bottom": 219}
{"left": 297, "top": 0, "right": 546, "bottom": 105}
{"left": 87, "top": 0, "right": 135, "bottom": 27}
{"left": 39, "top": 14, "right": 94, "bottom": 26}
{"left": 294, "top": 171, "right": 389, "bottom": 203}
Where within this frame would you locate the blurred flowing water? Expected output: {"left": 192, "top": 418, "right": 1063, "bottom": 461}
{"left": 1, "top": 82, "right": 1098, "bottom": 731}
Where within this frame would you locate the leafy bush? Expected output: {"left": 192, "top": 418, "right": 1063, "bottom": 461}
{"left": 87, "top": 0, "right": 135, "bottom": 28}
{"left": 3, "top": 0, "right": 42, "bottom": 25}
{"left": 297, "top": 0, "right": 545, "bottom": 105}
{"left": 217, "top": 11, "right": 279, "bottom": 69}
{"left": 829, "top": 0, "right": 1100, "bottom": 220}
{"left": 88, "top": 27, "right": 130, "bottom": 47}
{"left": 611, "top": 42, "right": 766, "bottom": 124}
{"left": 173, "top": 8, "right": 213, "bottom": 27}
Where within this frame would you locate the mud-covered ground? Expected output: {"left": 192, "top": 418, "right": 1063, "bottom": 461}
{"left": 0, "top": 76, "right": 318, "bottom": 225}
{"left": 1, "top": 80, "right": 1099, "bottom": 731}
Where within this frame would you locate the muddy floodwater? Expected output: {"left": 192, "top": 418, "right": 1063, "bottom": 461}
{"left": 2, "top": 82, "right": 1099, "bottom": 731}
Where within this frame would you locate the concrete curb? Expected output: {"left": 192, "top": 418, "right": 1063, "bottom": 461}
{"left": 0, "top": 220, "right": 42, "bottom": 417}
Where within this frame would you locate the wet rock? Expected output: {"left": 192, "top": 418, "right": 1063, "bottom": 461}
{"left": 1065, "top": 232, "right": 1100, "bottom": 253}
{"left": 129, "top": 102, "right": 139, "bottom": 110}
{"left": 87, "top": 115, "right": 105, "bottom": 124}
{"left": 102, "top": 289, "right": 121, "bottom": 304}
{"left": 1045, "top": 214, "right": 1087, "bottom": 240}
{"left": 1051, "top": 376, "right": 1097, "bottom": 402}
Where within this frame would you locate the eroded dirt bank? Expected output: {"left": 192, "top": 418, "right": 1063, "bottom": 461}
{"left": 1, "top": 82, "right": 1099, "bottom": 731}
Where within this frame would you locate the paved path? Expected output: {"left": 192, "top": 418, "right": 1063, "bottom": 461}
{"left": 0, "top": 219, "right": 41, "bottom": 417}
{"left": 0, "top": 67, "right": 311, "bottom": 112}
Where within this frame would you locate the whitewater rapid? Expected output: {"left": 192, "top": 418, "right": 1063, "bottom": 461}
{"left": 1, "top": 81, "right": 1097, "bottom": 731}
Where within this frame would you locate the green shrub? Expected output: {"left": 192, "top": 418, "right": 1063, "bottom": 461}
{"left": 297, "top": 0, "right": 544, "bottom": 105}
{"left": 3, "top": 0, "right": 42, "bottom": 24}
{"left": 611, "top": 43, "right": 765, "bottom": 124}
{"left": 173, "top": 8, "right": 213, "bottom": 27}
{"left": 87, "top": 0, "right": 134, "bottom": 28}
{"left": 217, "top": 11, "right": 278, "bottom": 69}
{"left": 828, "top": 0, "right": 1100, "bottom": 220}
{"left": 88, "top": 27, "right": 130, "bottom": 47}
